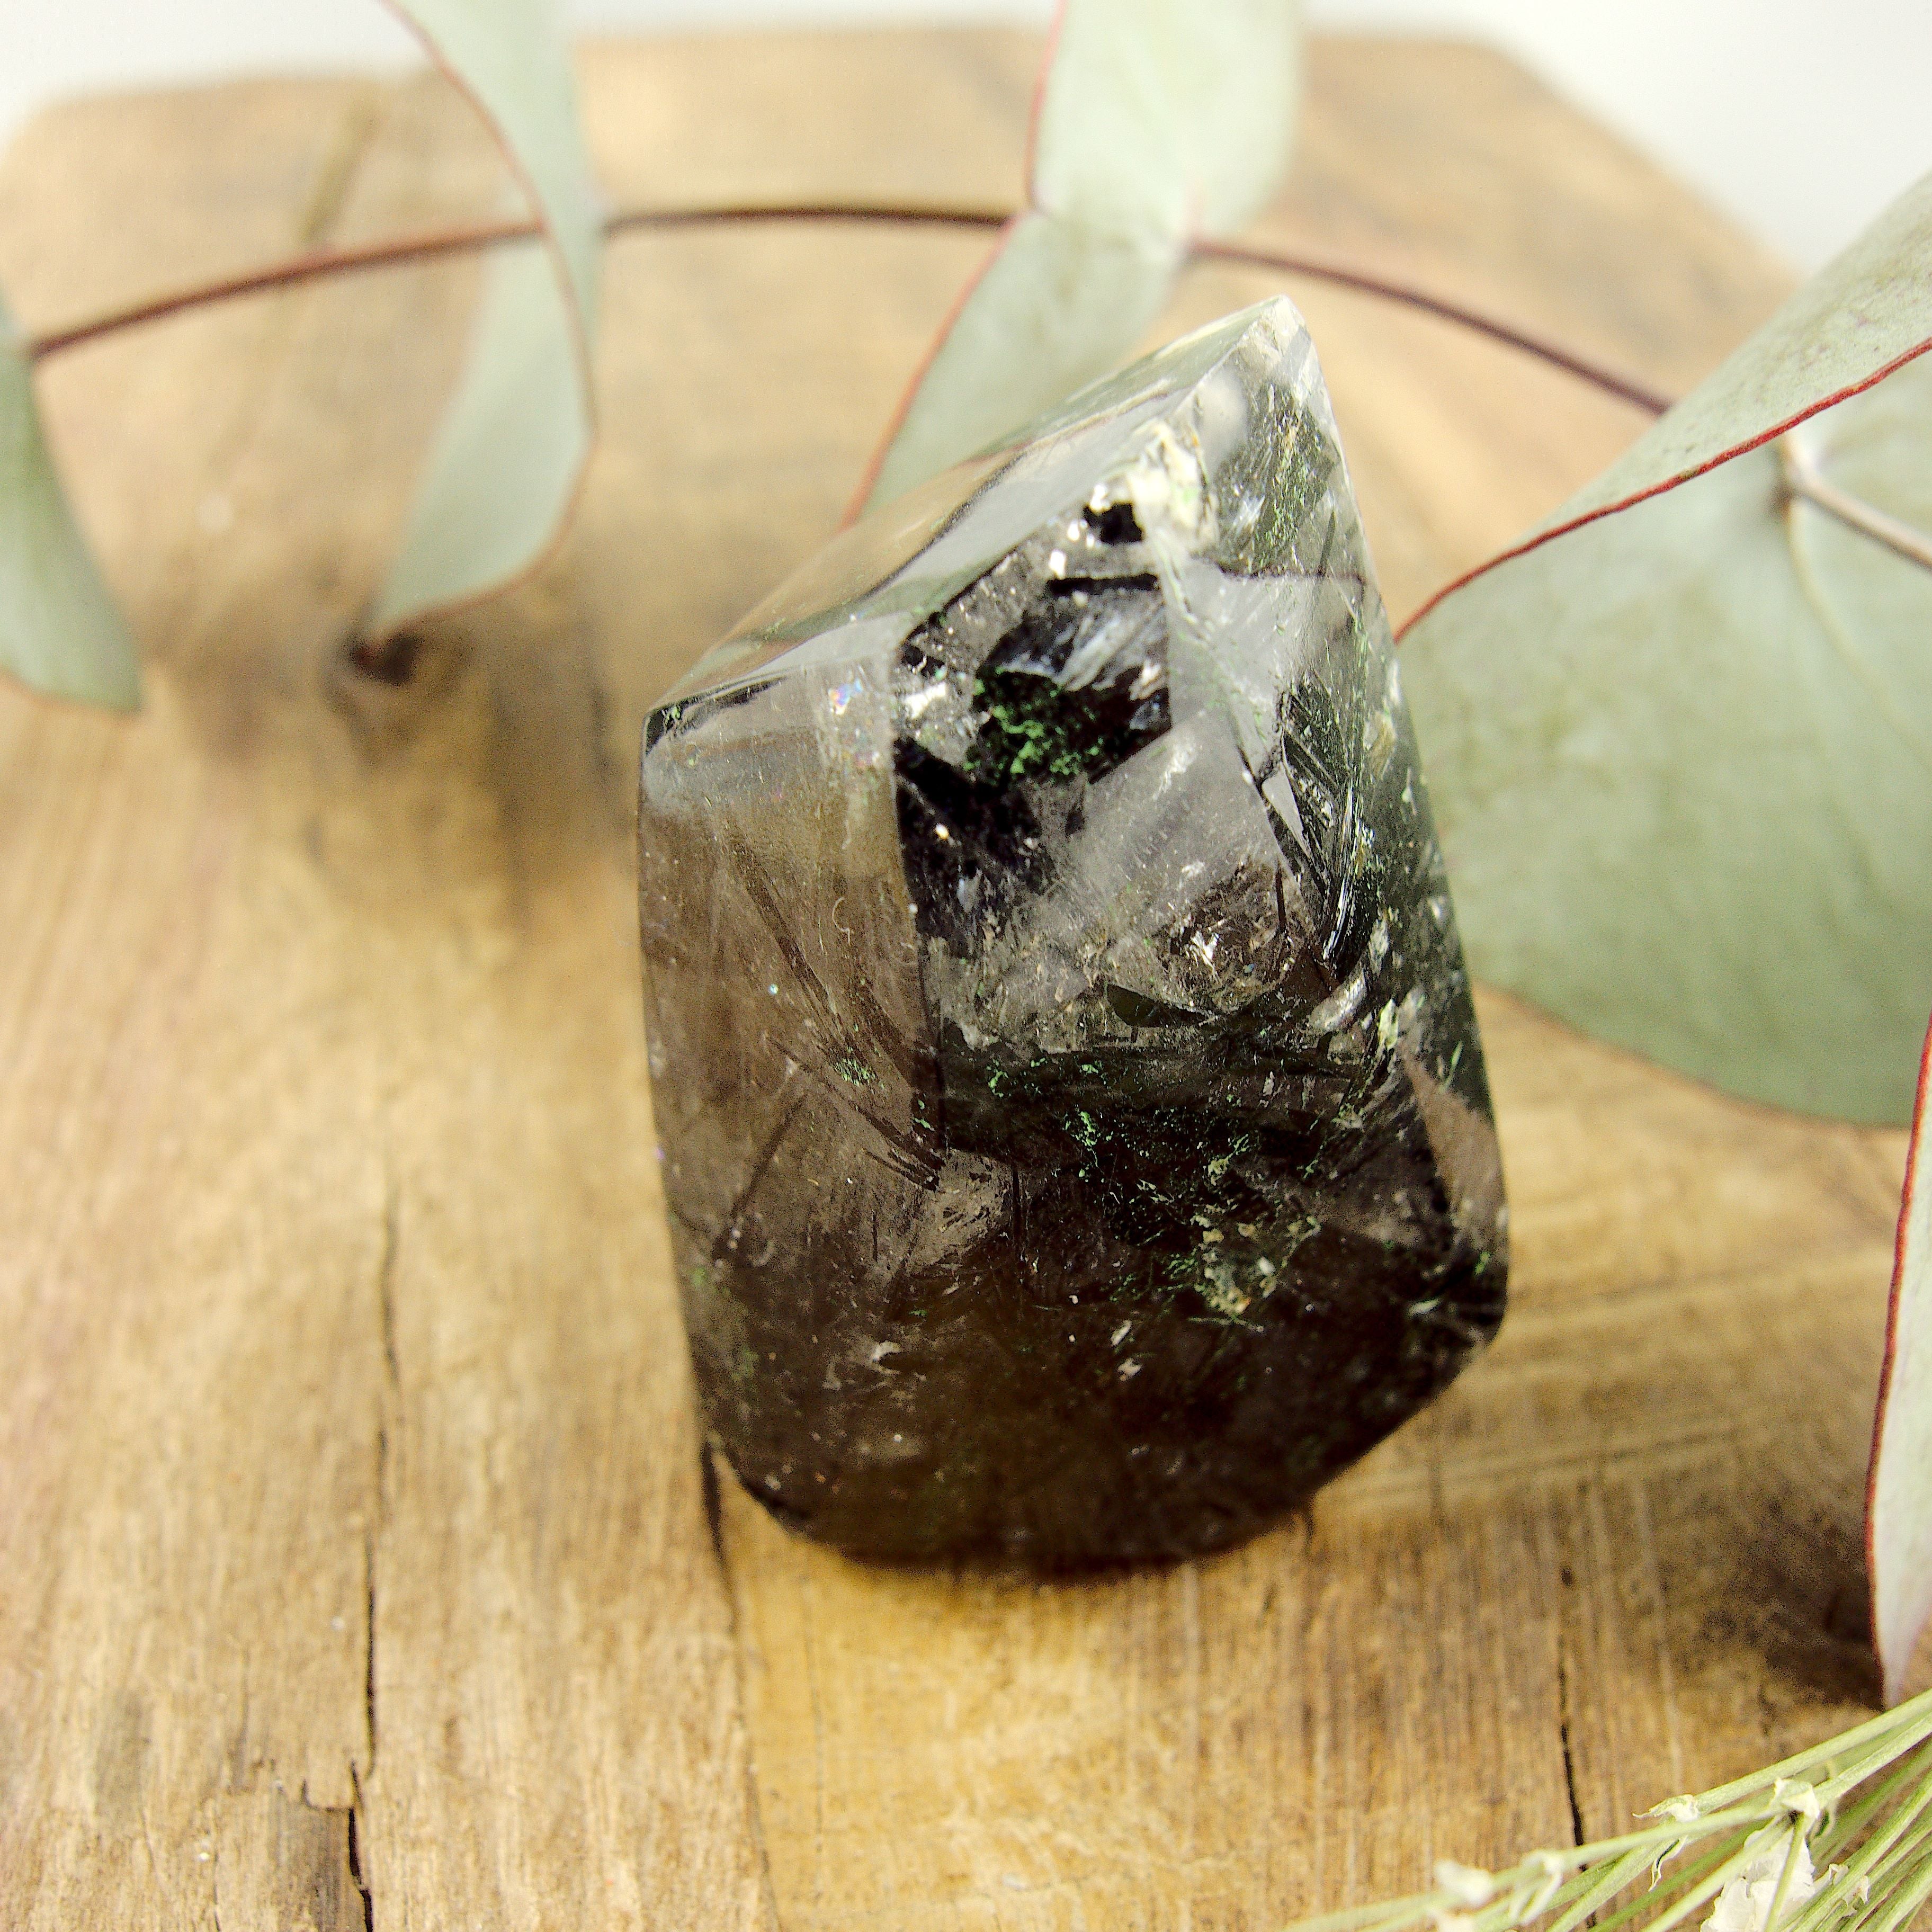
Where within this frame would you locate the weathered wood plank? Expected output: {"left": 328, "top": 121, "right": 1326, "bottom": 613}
{"left": 0, "top": 57, "right": 771, "bottom": 1932}
{"left": 0, "top": 29, "right": 1897, "bottom": 1932}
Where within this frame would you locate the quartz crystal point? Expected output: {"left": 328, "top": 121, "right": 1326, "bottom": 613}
{"left": 639, "top": 299, "right": 1506, "bottom": 1564}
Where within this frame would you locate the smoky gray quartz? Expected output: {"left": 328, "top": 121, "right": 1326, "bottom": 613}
{"left": 639, "top": 299, "right": 1506, "bottom": 1564}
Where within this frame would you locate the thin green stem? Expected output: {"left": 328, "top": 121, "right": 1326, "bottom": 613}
{"left": 1862, "top": 1844, "right": 1932, "bottom": 1932}
{"left": 1693, "top": 1693, "right": 1932, "bottom": 1815}
{"left": 1814, "top": 1751, "right": 1932, "bottom": 1902}
{"left": 1632, "top": 1836, "right": 1772, "bottom": 1932}
{"left": 1581, "top": 1832, "right": 1756, "bottom": 1932}
{"left": 1810, "top": 1708, "right": 1932, "bottom": 1813}
{"left": 1540, "top": 1847, "right": 1666, "bottom": 1932}
{"left": 1811, "top": 1739, "right": 1932, "bottom": 1863}
{"left": 1763, "top": 1824, "right": 1809, "bottom": 1932}
{"left": 1845, "top": 1798, "right": 1932, "bottom": 1908}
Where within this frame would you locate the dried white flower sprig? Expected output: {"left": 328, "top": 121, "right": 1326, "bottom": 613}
{"left": 1281, "top": 1688, "right": 1932, "bottom": 1932}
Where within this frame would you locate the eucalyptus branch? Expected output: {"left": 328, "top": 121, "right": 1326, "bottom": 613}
{"left": 1780, "top": 435, "right": 1932, "bottom": 574}
{"left": 1196, "top": 240, "right": 1675, "bottom": 416}
{"left": 1279, "top": 1687, "right": 1932, "bottom": 1932}
{"left": 25, "top": 201, "right": 1671, "bottom": 419}
{"left": 23, "top": 216, "right": 544, "bottom": 359}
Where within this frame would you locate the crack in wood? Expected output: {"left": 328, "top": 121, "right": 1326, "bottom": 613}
{"left": 702, "top": 1440, "right": 727, "bottom": 1566}
{"left": 1555, "top": 1569, "right": 1588, "bottom": 1851}
{"left": 377, "top": 1181, "right": 401, "bottom": 1397}
{"left": 346, "top": 1781, "right": 376, "bottom": 1932}
{"left": 364, "top": 1170, "right": 400, "bottom": 1786}
{"left": 363, "top": 1537, "right": 379, "bottom": 1778}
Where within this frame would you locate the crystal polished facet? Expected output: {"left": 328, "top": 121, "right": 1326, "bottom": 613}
{"left": 639, "top": 299, "right": 1507, "bottom": 1564}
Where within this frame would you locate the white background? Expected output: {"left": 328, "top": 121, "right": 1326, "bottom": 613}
{"left": 2, "top": 0, "right": 1927, "bottom": 269}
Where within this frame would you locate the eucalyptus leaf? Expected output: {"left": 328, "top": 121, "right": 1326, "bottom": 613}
{"left": 371, "top": 0, "right": 601, "bottom": 637}
{"left": 1871, "top": 1016, "right": 1932, "bottom": 1704}
{"left": 1034, "top": 0, "right": 1305, "bottom": 239}
{"left": 1, "top": 293, "right": 138, "bottom": 709}
{"left": 861, "top": 0, "right": 1302, "bottom": 511}
{"left": 1409, "top": 171, "right": 1932, "bottom": 616}
{"left": 1401, "top": 180, "right": 1932, "bottom": 1125}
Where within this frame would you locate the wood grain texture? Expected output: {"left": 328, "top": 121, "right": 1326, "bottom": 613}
{"left": 0, "top": 29, "right": 1898, "bottom": 1931}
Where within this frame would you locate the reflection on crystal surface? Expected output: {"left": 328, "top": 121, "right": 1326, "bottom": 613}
{"left": 639, "top": 299, "right": 1507, "bottom": 1563}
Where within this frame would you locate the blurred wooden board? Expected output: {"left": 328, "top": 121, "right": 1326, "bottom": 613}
{"left": 0, "top": 28, "right": 1899, "bottom": 1931}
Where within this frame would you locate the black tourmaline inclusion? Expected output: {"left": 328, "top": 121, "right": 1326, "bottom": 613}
{"left": 639, "top": 299, "right": 1507, "bottom": 1564}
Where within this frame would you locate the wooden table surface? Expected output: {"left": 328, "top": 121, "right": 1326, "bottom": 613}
{"left": 0, "top": 29, "right": 1904, "bottom": 1931}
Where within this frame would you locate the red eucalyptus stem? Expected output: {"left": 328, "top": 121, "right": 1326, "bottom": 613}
{"left": 1196, "top": 239, "right": 1675, "bottom": 417}
{"left": 24, "top": 201, "right": 1672, "bottom": 420}
{"left": 26, "top": 216, "right": 543, "bottom": 359}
